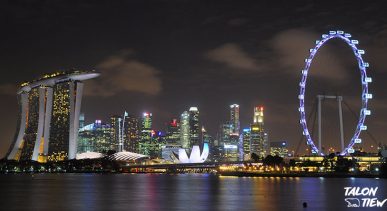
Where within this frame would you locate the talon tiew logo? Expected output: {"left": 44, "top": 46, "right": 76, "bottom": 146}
{"left": 344, "top": 187, "right": 387, "bottom": 208}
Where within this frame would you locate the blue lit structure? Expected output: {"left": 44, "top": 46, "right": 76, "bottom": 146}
{"left": 298, "top": 30, "right": 372, "bottom": 156}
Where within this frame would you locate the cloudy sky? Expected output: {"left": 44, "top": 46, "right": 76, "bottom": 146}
{"left": 1, "top": 0, "right": 387, "bottom": 157}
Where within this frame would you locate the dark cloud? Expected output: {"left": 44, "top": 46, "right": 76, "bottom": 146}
{"left": 205, "top": 43, "right": 261, "bottom": 73}
{"left": 84, "top": 50, "right": 162, "bottom": 97}
{"left": 270, "top": 29, "right": 350, "bottom": 80}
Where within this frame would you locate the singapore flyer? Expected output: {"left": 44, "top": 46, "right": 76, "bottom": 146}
{"left": 298, "top": 30, "right": 372, "bottom": 156}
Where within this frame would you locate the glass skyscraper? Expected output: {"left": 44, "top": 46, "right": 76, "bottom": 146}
{"left": 230, "top": 104, "right": 240, "bottom": 135}
{"left": 77, "top": 120, "right": 113, "bottom": 153}
{"left": 242, "top": 128, "right": 251, "bottom": 160}
{"left": 166, "top": 118, "right": 180, "bottom": 145}
{"left": 189, "top": 107, "right": 200, "bottom": 148}
{"left": 250, "top": 106, "right": 267, "bottom": 158}
{"left": 180, "top": 111, "right": 190, "bottom": 149}
{"left": 124, "top": 115, "right": 140, "bottom": 153}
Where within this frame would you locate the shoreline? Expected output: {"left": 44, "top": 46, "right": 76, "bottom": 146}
{"left": 0, "top": 171, "right": 385, "bottom": 179}
{"left": 218, "top": 171, "right": 384, "bottom": 178}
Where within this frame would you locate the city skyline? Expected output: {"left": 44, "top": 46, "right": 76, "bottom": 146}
{"left": 1, "top": 1, "right": 387, "bottom": 157}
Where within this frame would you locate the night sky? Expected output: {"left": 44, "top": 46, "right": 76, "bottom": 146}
{"left": 1, "top": 0, "right": 387, "bottom": 157}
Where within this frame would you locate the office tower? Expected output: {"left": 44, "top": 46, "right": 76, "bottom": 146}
{"left": 270, "top": 141, "right": 289, "bottom": 157}
{"left": 242, "top": 128, "right": 251, "bottom": 160}
{"left": 189, "top": 107, "right": 200, "bottom": 147}
{"left": 180, "top": 111, "right": 190, "bottom": 149}
{"left": 219, "top": 122, "right": 231, "bottom": 146}
{"left": 230, "top": 104, "right": 240, "bottom": 136}
{"left": 6, "top": 70, "right": 99, "bottom": 162}
{"left": 138, "top": 130, "right": 164, "bottom": 158}
{"left": 140, "top": 112, "right": 152, "bottom": 142}
{"left": 77, "top": 120, "right": 113, "bottom": 153}
{"left": 218, "top": 121, "right": 237, "bottom": 161}
{"left": 166, "top": 118, "right": 180, "bottom": 145}
{"left": 250, "top": 106, "right": 267, "bottom": 158}
{"left": 138, "top": 112, "right": 164, "bottom": 157}
{"left": 110, "top": 115, "right": 122, "bottom": 151}
{"left": 124, "top": 115, "right": 139, "bottom": 152}
{"left": 202, "top": 126, "right": 215, "bottom": 161}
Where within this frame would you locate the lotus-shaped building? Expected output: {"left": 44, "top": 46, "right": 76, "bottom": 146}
{"left": 173, "top": 143, "right": 209, "bottom": 163}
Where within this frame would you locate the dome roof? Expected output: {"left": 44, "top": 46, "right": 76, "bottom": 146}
{"left": 107, "top": 151, "right": 149, "bottom": 161}
{"left": 76, "top": 152, "right": 105, "bottom": 160}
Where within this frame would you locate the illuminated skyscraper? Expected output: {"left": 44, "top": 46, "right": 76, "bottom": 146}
{"left": 138, "top": 130, "right": 164, "bottom": 158}
{"left": 138, "top": 112, "right": 156, "bottom": 155}
{"left": 202, "top": 126, "right": 215, "bottom": 161}
{"left": 121, "top": 115, "right": 139, "bottom": 152}
{"left": 140, "top": 112, "right": 152, "bottom": 142}
{"left": 166, "top": 118, "right": 180, "bottom": 145}
{"left": 110, "top": 115, "right": 122, "bottom": 151}
{"left": 142, "top": 112, "right": 152, "bottom": 129}
{"left": 253, "top": 106, "right": 264, "bottom": 124}
{"left": 270, "top": 141, "right": 289, "bottom": 157}
{"left": 189, "top": 107, "right": 200, "bottom": 147}
{"left": 242, "top": 128, "right": 251, "bottom": 160}
{"left": 77, "top": 120, "right": 112, "bottom": 153}
{"left": 250, "top": 106, "right": 267, "bottom": 158}
{"left": 6, "top": 70, "right": 99, "bottom": 162}
{"left": 180, "top": 111, "right": 190, "bottom": 149}
{"left": 230, "top": 104, "right": 240, "bottom": 135}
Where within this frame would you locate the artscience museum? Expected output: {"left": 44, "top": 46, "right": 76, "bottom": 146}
{"left": 170, "top": 143, "right": 209, "bottom": 163}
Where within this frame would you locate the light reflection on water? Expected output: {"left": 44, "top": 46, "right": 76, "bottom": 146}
{"left": 0, "top": 174, "right": 386, "bottom": 210}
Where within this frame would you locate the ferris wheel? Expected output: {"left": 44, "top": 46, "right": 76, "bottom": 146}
{"left": 298, "top": 30, "right": 372, "bottom": 156}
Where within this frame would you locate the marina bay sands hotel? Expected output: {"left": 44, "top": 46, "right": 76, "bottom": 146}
{"left": 6, "top": 70, "right": 99, "bottom": 162}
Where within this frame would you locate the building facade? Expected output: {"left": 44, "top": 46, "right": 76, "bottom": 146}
{"left": 270, "top": 141, "right": 289, "bottom": 157}
{"left": 242, "top": 128, "right": 251, "bottom": 160}
{"left": 189, "top": 107, "right": 200, "bottom": 148}
{"left": 6, "top": 70, "right": 99, "bottom": 162}
{"left": 166, "top": 118, "right": 180, "bottom": 145}
{"left": 77, "top": 120, "right": 113, "bottom": 153}
{"left": 124, "top": 115, "right": 140, "bottom": 152}
{"left": 250, "top": 106, "right": 267, "bottom": 158}
{"left": 180, "top": 111, "right": 190, "bottom": 149}
{"left": 230, "top": 104, "right": 240, "bottom": 136}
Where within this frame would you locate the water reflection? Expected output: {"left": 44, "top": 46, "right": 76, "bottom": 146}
{"left": 0, "top": 174, "right": 386, "bottom": 210}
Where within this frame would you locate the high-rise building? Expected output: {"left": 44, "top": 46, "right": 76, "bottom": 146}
{"left": 77, "top": 120, "right": 113, "bottom": 153}
{"left": 269, "top": 141, "right": 289, "bottom": 157}
{"left": 110, "top": 112, "right": 138, "bottom": 153}
{"left": 138, "top": 112, "right": 157, "bottom": 156}
{"left": 219, "top": 122, "right": 238, "bottom": 161}
{"left": 230, "top": 104, "right": 240, "bottom": 136}
{"left": 110, "top": 115, "right": 122, "bottom": 152}
{"left": 6, "top": 70, "right": 99, "bottom": 162}
{"left": 202, "top": 126, "right": 215, "bottom": 161}
{"left": 161, "top": 118, "right": 181, "bottom": 162}
{"left": 189, "top": 107, "right": 200, "bottom": 147}
{"left": 124, "top": 115, "right": 140, "bottom": 152}
{"left": 250, "top": 106, "right": 267, "bottom": 158}
{"left": 180, "top": 111, "right": 190, "bottom": 149}
{"left": 166, "top": 118, "right": 180, "bottom": 145}
{"left": 242, "top": 128, "right": 251, "bottom": 160}
{"left": 140, "top": 112, "right": 152, "bottom": 141}
{"left": 138, "top": 130, "right": 164, "bottom": 158}
{"left": 219, "top": 122, "right": 231, "bottom": 146}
